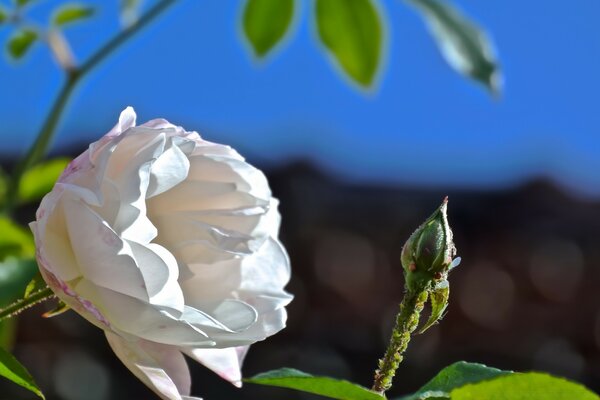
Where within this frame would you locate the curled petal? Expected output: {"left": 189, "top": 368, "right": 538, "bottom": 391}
{"left": 105, "top": 331, "right": 200, "bottom": 400}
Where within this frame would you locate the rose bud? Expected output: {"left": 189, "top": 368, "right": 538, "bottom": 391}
{"left": 400, "top": 198, "right": 457, "bottom": 291}
{"left": 30, "top": 107, "right": 293, "bottom": 400}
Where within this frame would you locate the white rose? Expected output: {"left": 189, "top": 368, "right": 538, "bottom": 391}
{"left": 30, "top": 107, "right": 293, "bottom": 400}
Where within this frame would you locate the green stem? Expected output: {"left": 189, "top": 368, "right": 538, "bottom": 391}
{"left": 372, "top": 289, "right": 429, "bottom": 395}
{"left": 0, "top": 288, "right": 55, "bottom": 322}
{"left": 2, "top": 0, "right": 178, "bottom": 214}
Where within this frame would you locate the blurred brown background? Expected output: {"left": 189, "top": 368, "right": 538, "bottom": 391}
{"left": 2, "top": 163, "right": 599, "bottom": 400}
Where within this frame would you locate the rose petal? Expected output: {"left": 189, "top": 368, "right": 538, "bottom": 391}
{"left": 105, "top": 331, "right": 200, "bottom": 400}
{"left": 183, "top": 346, "right": 249, "bottom": 387}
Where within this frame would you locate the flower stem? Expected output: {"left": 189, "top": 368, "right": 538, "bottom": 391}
{"left": 0, "top": 288, "right": 55, "bottom": 322}
{"left": 372, "top": 288, "right": 429, "bottom": 394}
{"left": 2, "top": 0, "right": 178, "bottom": 214}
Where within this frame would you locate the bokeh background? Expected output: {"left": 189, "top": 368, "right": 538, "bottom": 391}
{"left": 1, "top": 0, "right": 600, "bottom": 399}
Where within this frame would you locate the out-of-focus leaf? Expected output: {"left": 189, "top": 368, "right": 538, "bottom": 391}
{"left": 0, "top": 258, "right": 39, "bottom": 306}
{"left": 18, "top": 158, "right": 69, "bottom": 204}
{"left": 52, "top": 4, "right": 94, "bottom": 26}
{"left": 245, "top": 368, "right": 385, "bottom": 400}
{"left": 0, "top": 346, "right": 44, "bottom": 399}
{"left": 0, "top": 7, "right": 8, "bottom": 24}
{"left": 400, "top": 362, "right": 510, "bottom": 400}
{"left": 0, "top": 217, "right": 35, "bottom": 261}
{"left": 6, "top": 29, "right": 37, "bottom": 59}
{"left": 315, "top": 0, "right": 383, "bottom": 88}
{"left": 406, "top": 0, "right": 501, "bottom": 94}
{"left": 0, "top": 168, "right": 7, "bottom": 208}
{"left": 451, "top": 372, "right": 598, "bottom": 400}
{"left": 0, "top": 319, "right": 16, "bottom": 350}
{"left": 242, "top": 0, "right": 295, "bottom": 58}
{"left": 15, "top": 0, "right": 35, "bottom": 7}
{"left": 120, "top": 0, "right": 142, "bottom": 27}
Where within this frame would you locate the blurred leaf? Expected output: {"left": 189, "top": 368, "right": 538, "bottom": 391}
{"left": 451, "top": 372, "right": 598, "bottom": 400}
{"left": 120, "top": 0, "right": 142, "bottom": 27}
{"left": 18, "top": 158, "right": 69, "bottom": 204}
{"left": 0, "top": 319, "right": 16, "bottom": 350}
{"left": 0, "top": 217, "right": 35, "bottom": 261}
{"left": 52, "top": 4, "right": 94, "bottom": 26}
{"left": 242, "top": 0, "right": 295, "bottom": 58}
{"left": 400, "top": 362, "right": 510, "bottom": 400}
{"left": 0, "top": 346, "right": 44, "bottom": 399}
{"left": 15, "top": 0, "right": 35, "bottom": 7}
{"left": 0, "top": 168, "right": 7, "bottom": 208}
{"left": 315, "top": 0, "right": 383, "bottom": 88}
{"left": 6, "top": 29, "right": 37, "bottom": 59}
{"left": 406, "top": 0, "right": 501, "bottom": 94}
{"left": 0, "top": 7, "right": 8, "bottom": 24}
{"left": 0, "top": 258, "right": 39, "bottom": 306}
{"left": 245, "top": 368, "right": 385, "bottom": 400}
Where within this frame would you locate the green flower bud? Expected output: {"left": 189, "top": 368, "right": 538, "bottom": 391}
{"left": 401, "top": 198, "right": 457, "bottom": 291}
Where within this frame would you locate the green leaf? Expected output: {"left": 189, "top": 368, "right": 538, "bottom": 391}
{"left": 6, "top": 29, "right": 37, "bottom": 59}
{"left": 245, "top": 368, "right": 385, "bottom": 400}
{"left": 0, "top": 346, "right": 44, "bottom": 399}
{"left": 24, "top": 272, "right": 45, "bottom": 299}
{"left": 18, "top": 158, "right": 70, "bottom": 204}
{"left": 417, "top": 279, "right": 449, "bottom": 334}
{"left": 406, "top": 0, "right": 501, "bottom": 94}
{"left": 0, "top": 217, "right": 35, "bottom": 261}
{"left": 0, "top": 258, "right": 39, "bottom": 306}
{"left": 0, "top": 319, "right": 16, "bottom": 350}
{"left": 401, "top": 361, "right": 510, "bottom": 400}
{"left": 52, "top": 4, "right": 94, "bottom": 26}
{"left": 0, "top": 6, "right": 8, "bottom": 24}
{"left": 0, "top": 168, "right": 7, "bottom": 208}
{"left": 451, "top": 372, "right": 598, "bottom": 400}
{"left": 315, "top": 0, "right": 383, "bottom": 88}
{"left": 15, "top": 0, "right": 35, "bottom": 7}
{"left": 242, "top": 0, "right": 295, "bottom": 58}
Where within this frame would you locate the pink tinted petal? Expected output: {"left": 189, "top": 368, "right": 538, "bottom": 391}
{"left": 105, "top": 332, "right": 200, "bottom": 400}
{"left": 184, "top": 346, "right": 249, "bottom": 387}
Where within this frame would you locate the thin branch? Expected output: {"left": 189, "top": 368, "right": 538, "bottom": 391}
{"left": 0, "top": 288, "right": 55, "bottom": 322}
{"left": 3, "top": 0, "right": 178, "bottom": 213}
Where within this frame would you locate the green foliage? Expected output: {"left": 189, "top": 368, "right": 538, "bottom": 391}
{"left": 0, "top": 319, "right": 16, "bottom": 349}
{"left": 245, "top": 368, "right": 385, "bottom": 400}
{"left": 0, "top": 346, "right": 44, "bottom": 399}
{"left": 0, "top": 217, "right": 35, "bottom": 260}
{"left": 23, "top": 272, "right": 45, "bottom": 299}
{"left": 451, "top": 372, "right": 598, "bottom": 400}
{"left": 243, "top": 0, "right": 295, "bottom": 58}
{"left": 400, "top": 361, "right": 509, "bottom": 399}
{"left": 6, "top": 29, "right": 37, "bottom": 59}
{"left": 15, "top": 0, "right": 35, "bottom": 8}
{"left": 315, "top": 0, "right": 383, "bottom": 88}
{"left": 18, "top": 158, "right": 70, "bottom": 204}
{"left": 0, "top": 6, "right": 7, "bottom": 24}
{"left": 0, "top": 258, "right": 39, "bottom": 306}
{"left": 406, "top": 0, "right": 501, "bottom": 94}
{"left": 52, "top": 4, "right": 94, "bottom": 27}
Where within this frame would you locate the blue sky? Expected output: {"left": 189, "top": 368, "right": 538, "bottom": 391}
{"left": 1, "top": 0, "right": 600, "bottom": 197}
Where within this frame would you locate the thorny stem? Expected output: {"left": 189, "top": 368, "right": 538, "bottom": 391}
{"left": 372, "top": 288, "right": 429, "bottom": 394}
{"left": 2, "top": 0, "right": 178, "bottom": 214}
{"left": 0, "top": 288, "right": 55, "bottom": 322}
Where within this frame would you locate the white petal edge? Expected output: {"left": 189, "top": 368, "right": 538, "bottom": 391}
{"left": 105, "top": 331, "right": 201, "bottom": 400}
{"left": 183, "top": 346, "right": 249, "bottom": 388}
